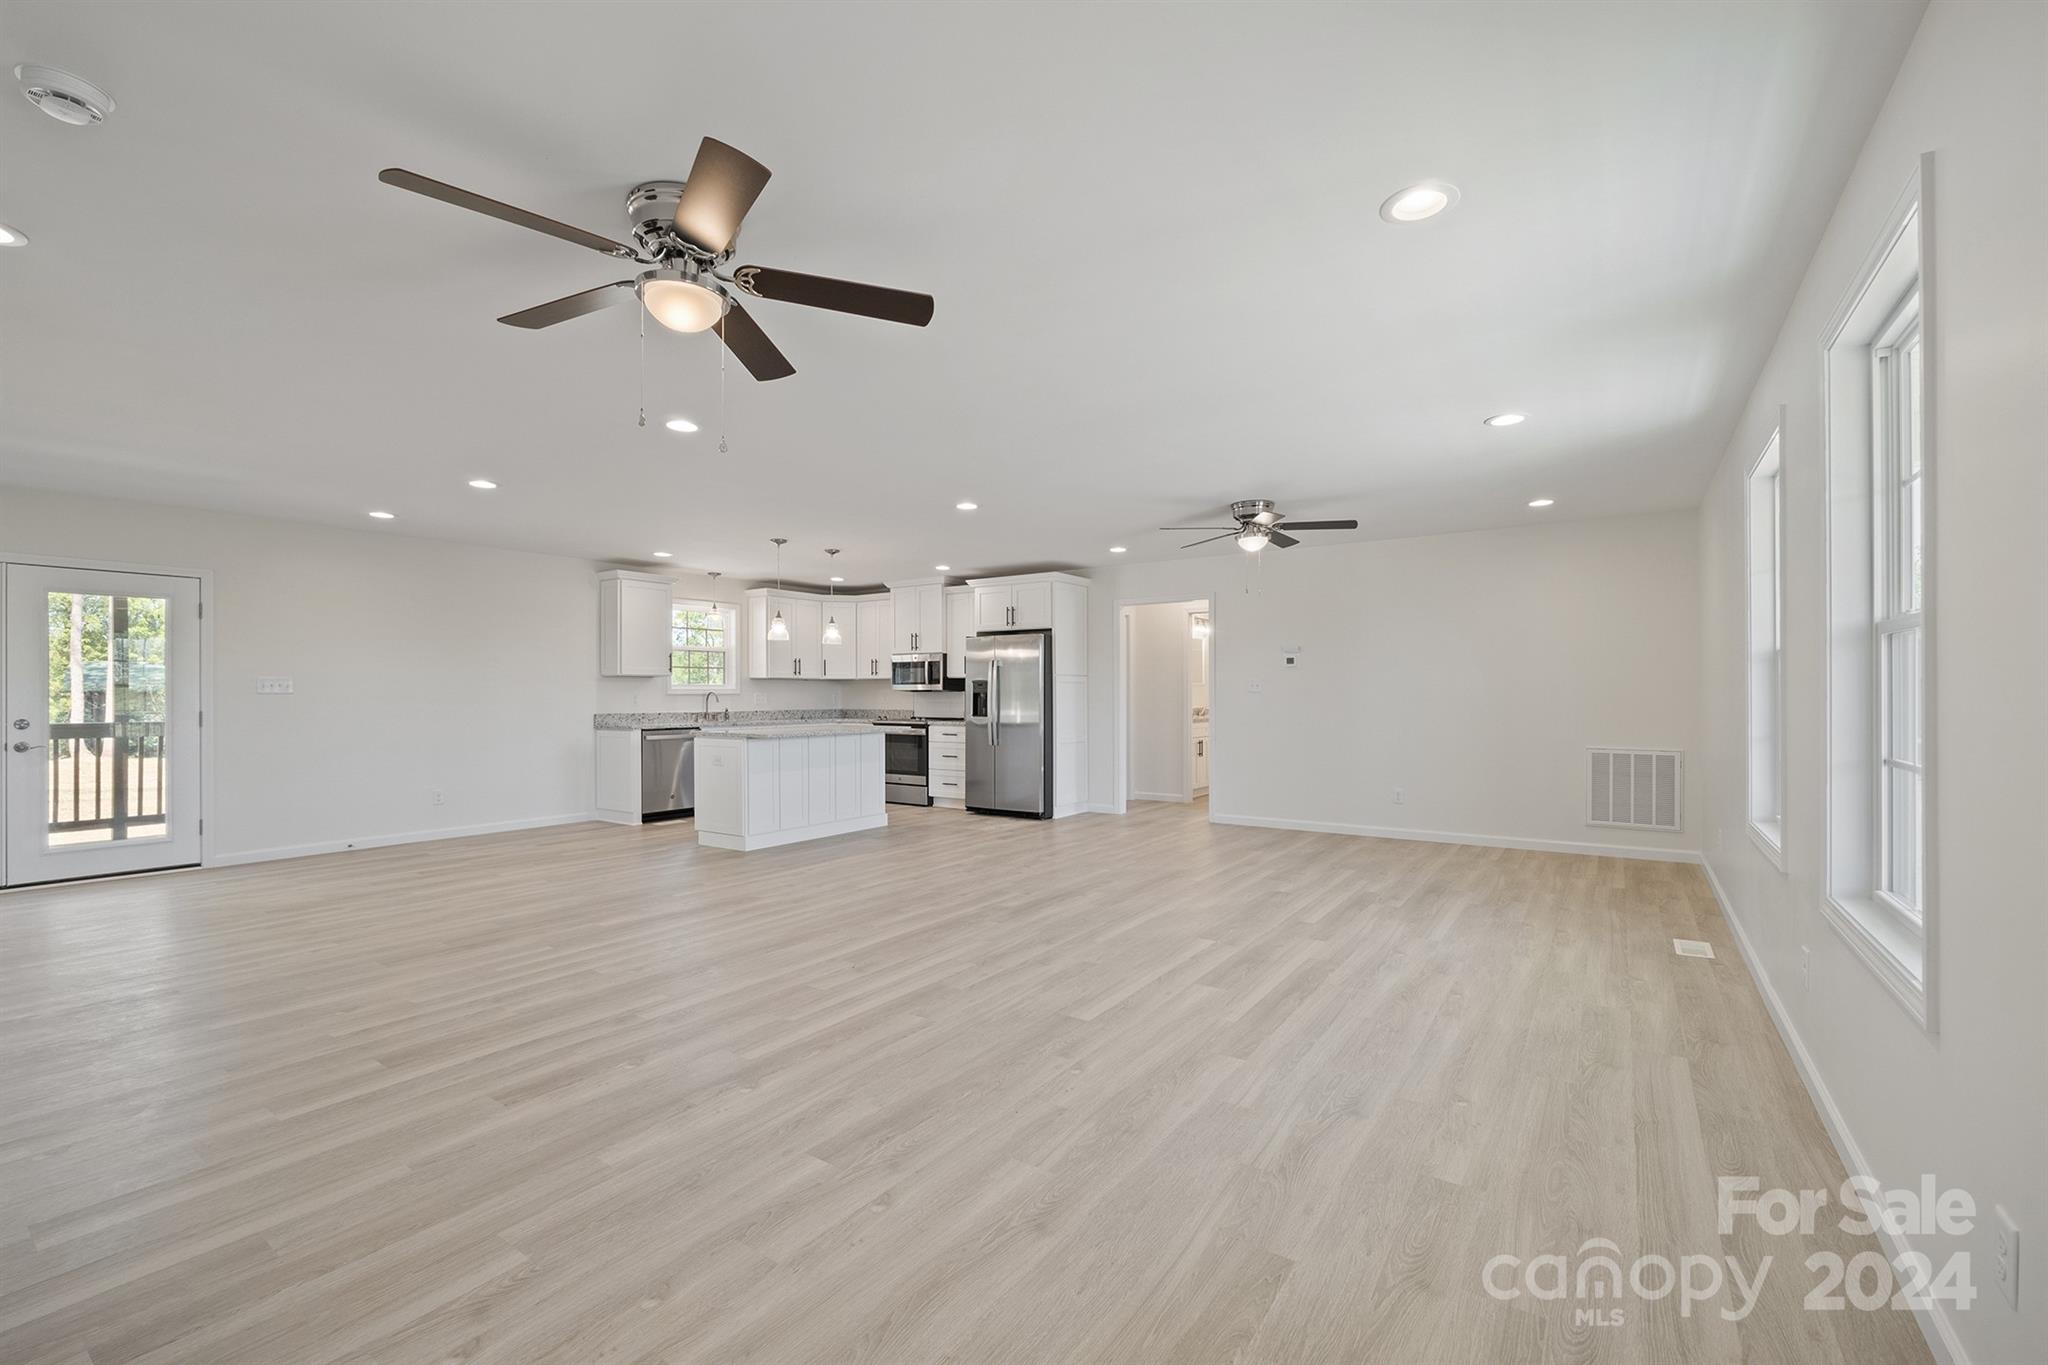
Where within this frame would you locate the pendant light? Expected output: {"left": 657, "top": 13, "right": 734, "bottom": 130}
{"left": 821, "top": 549, "right": 844, "bottom": 645}
{"left": 766, "top": 538, "right": 790, "bottom": 642}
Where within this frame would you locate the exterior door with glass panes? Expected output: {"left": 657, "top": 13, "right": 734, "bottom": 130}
{"left": 3, "top": 564, "right": 202, "bottom": 885}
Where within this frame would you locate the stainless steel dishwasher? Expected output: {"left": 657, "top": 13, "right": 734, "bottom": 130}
{"left": 640, "top": 728, "right": 696, "bottom": 821}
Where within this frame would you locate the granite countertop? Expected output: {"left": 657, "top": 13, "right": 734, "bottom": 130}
{"left": 699, "top": 723, "right": 882, "bottom": 740}
{"left": 594, "top": 707, "right": 918, "bottom": 732}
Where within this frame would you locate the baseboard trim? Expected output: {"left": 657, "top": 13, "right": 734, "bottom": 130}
{"left": 1701, "top": 857, "right": 1968, "bottom": 1365}
{"left": 1128, "top": 791, "right": 1189, "bottom": 804}
{"left": 207, "top": 813, "right": 602, "bottom": 869}
{"left": 1206, "top": 812, "right": 1701, "bottom": 864}
{"left": 697, "top": 812, "right": 886, "bottom": 852}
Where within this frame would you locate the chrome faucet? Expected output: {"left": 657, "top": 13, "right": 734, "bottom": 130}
{"left": 703, "top": 690, "right": 730, "bottom": 721}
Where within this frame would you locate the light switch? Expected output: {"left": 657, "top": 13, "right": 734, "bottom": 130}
{"left": 255, "top": 676, "right": 294, "bottom": 695}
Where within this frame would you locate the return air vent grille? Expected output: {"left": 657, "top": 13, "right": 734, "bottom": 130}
{"left": 1587, "top": 748, "right": 1682, "bottom": 831}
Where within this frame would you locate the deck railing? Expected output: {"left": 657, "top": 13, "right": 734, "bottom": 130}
{"left": 48, "top": 721, "right": 166, "bottom": 836}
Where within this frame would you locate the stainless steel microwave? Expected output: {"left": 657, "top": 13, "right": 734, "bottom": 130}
{"left": 890, "top": 652, "right": 946, "bottom": 690}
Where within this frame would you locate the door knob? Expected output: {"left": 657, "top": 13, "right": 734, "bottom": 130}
{"left": 12, "top": 740, "right": 44, "bottom": 752}
{"left": 11, "top": 717, "right": 28, "bottom": 730}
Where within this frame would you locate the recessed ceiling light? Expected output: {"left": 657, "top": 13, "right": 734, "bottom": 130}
{"left": 368, "top": 510, "right": 396, "bottom": 520}
{"left": 1528, "top": 498, "right": 1555, "bottom": 508}
{"left": 955, "top": 501, "right": 978, "bottom": 511}
{"left": 467, "top": 478, "right": 497, "bottom": 490}
{"left": 15, "top": 65, "right": 116, "bottom": 126}
{"left": 664, "top": 417, "right": 698, "bottom": 433}
{"left": 1379, "top": 181, "right": 1459, "bottom": 224}
{"left": 934, "top": 564, "right": 951, "bottom": 572}
{"left": 1485, "top": 413, "right": 1527, "bottom": 427}
{"left": 1109, "top": 546, "right": 1127, "bottom": 554}
{"left": 829, "top": 575, "right": 845, "bottom": 583}
{"left": 651, "top": 550, "right": 673, "bottom": 558}
{"left": 0, "top": 223, "right": 26, "bottom": 247}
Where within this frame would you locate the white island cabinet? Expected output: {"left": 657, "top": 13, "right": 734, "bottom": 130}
{"left": 693, "top": 725, "right": 887, "bottom": 851}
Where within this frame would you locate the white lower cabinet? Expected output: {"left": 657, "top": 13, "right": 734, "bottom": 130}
{"left": 928, "top": 720, "right": 967, "bottom": 807}
{"left": 694, "top": 730, "right": 886, "bottom": 850}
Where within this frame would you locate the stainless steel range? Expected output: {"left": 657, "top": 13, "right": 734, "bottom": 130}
{"left": 873, "top": 720, "right": 931, "bottom": 805}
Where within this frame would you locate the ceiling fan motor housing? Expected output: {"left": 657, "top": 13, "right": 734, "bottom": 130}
{"left": 627, "top": 180, "right": 731, "bottom": 262}
{"left": 1232, "top": 499, "right": 1281, "bottom": 525}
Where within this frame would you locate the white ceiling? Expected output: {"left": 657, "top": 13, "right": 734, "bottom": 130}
{"left": 0, "top": 0, "right": 1922, "bottom": 586}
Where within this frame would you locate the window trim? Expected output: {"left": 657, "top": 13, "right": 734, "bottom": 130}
{"left": 1871, "top": 298, "right": 1923, "bottom": 927}
{"left": 1744, "top": 419, "right": 1786, "bottom": 871}
{"left": 1818, "top": 158, "right": 1936, "bottom": 1033}
{"left": 666, "top": 598, "right": 738, "bottom": 695}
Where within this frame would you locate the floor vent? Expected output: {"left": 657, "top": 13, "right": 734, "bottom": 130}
{"left": 1587, "top": 748, "right": 1682, "bottom": 831}
{"left": 1673, "top": 939, "right": 1715, "bottom": 959}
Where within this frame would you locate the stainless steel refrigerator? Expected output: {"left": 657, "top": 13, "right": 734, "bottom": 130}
{"left": 965, "top": 630, "right": 1053, "bottom": 818}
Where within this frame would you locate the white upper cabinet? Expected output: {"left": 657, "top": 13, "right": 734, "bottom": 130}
{"left": 598, "top": 571, "right": 674, "bottom": 677}
{"left": 820, "top": 597, "right": 856, "bottom": 679}
{"left": 746, "top": 590, "right": 822, "bottom": 679}
{"left": 944, "top": 586, "right": 973, "bottom": 677}
{"left": 1012, "top": 579, "right": 1053, "bottom": 629}
{"left": 855, "top": 597, "right": 893, "bottom": 680}
{"left": 890, "top": 581, "right": 945, "bottom": 653}
{"left": 748, "top": 588, "right": 888, "bottom": 680}
{"left": 972, "top": 578, "right": 1053, "bottom": 631}
{"left": 789, "top": 596, "right": 823, "bottom": 679}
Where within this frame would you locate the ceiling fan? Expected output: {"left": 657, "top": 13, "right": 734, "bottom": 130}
{"left": 378, "top": 137, "right": 934, "bottom": 381}
{"left": 1162, "top": 499, "right": 1360, "bottom": 551}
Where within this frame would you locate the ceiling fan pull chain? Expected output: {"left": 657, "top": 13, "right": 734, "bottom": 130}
{"left": 636, "top": 306, "right": 647, "bottom": 428}
{"left": 717, "top": 313, "right": 729, "bottom": 453}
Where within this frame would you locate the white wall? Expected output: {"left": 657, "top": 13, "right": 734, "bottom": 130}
{"left": 0, "top": 488, "right": 903, "bottom": 862}
{"left": 1, "top": 485, "right": 599, "bottom": 861}
{"left": 1694, "top": 4, "right": 2046, "bottom": 1362}
{"left": 1126, "top": 599, "right": 1204, "bottom": 801}
{"left": 1088, "top": 511, "right": 1700, "bottom": 856}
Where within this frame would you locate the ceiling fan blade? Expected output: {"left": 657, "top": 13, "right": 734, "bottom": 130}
{"left": 378, "top": 169, "right": 640, "bottom": 259}
{"left": 716, "top": 300, "right": 795, "bottom": 381}
{"left": 672, "top": 138, "right": 771, "bottom": 255}
{"left": 731, "top": 266, "right": 934, "bottom": 327}
{"left": 1180, "top": 533, "right": 1238, "bottom": 549}
{"left": 498, "top": 280, "right": 636, "bottom": 329}
{"left": 1158, "top": 526, "right": 1236, "bottom": 532}
{"left": 1274, "top": 519, "right": 1359, "bottom": 531}
{"left": 1267, "top": 530, "right": 1301, "bottom": 549}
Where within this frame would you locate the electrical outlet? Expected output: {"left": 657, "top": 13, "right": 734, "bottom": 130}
{"left": 1248, "top": 680, "right": 1263, "bottom": 694}
{"left": 431, "top": 789, "right": 445, "bottom": 807}
{"left": 752, "top": 692, "right": 766, "bottom": 705}
{"left": 1392, "top": 787, "right": 1406, "bottom": 805}
{"left": 255, "top": 676, "right": 293, "bottom": 695}
{"left": 1994, "top": 1205, "right": 2020, "bottom": 1309}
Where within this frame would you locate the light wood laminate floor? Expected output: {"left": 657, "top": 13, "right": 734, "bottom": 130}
{"left": 0, "top": 803, "right": 1931, "bottom": 1364}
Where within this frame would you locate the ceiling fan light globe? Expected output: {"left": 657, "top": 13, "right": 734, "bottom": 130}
{"left": 1236, "top": 527, "right": 1270, "bottom": 552}
{"left": 638, "top": 276, "right": 725, "bottom": 334}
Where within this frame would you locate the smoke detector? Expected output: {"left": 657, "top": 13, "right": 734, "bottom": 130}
{"left": 15, "top": 65, "right": 115, "bottom": 126}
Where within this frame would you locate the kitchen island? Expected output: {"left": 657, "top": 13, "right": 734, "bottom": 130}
{"left": 692, "top": 724, "right": 887, "bottom": 851}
